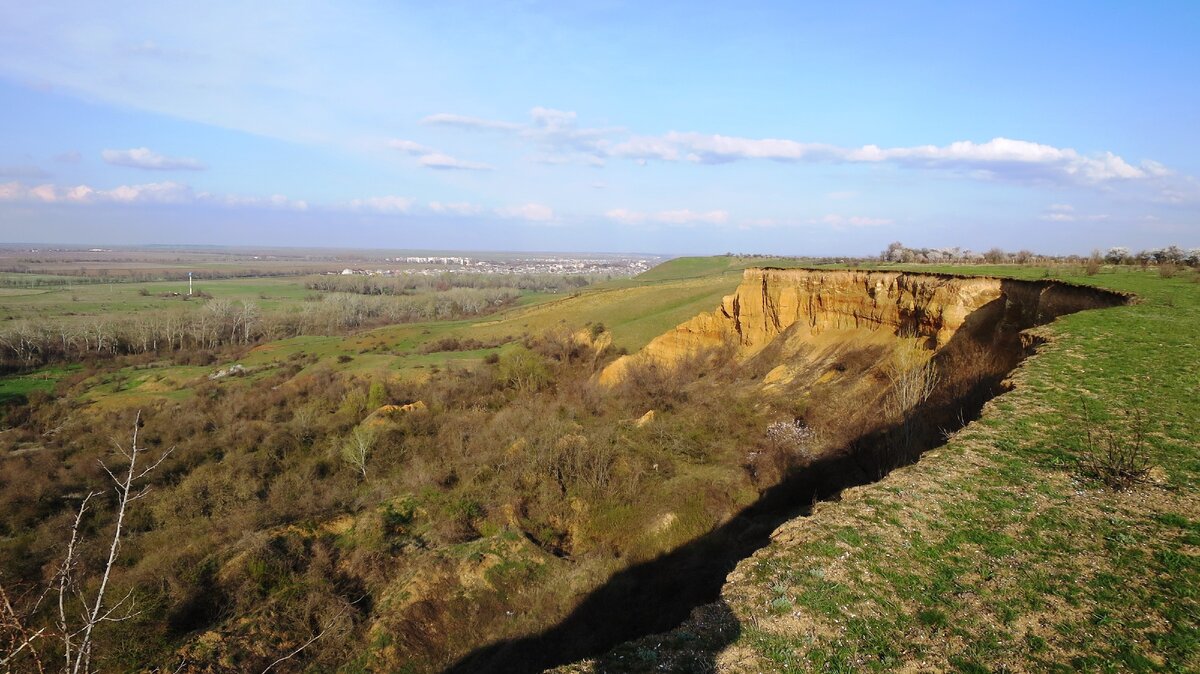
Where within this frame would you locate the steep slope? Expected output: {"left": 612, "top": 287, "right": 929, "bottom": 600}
{"left": 600, "top": 268, "right": 1123, "bottom": 386}
{"left": 443, "top": 268, "right": 1131, "bottom": 673}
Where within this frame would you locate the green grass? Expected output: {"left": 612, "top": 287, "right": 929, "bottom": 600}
{"left": 0, "top": 275, "right": 316, "bottom": 322}
{"left": 19, "top": 259, "right": 779, "bottom": 404}
{"left": 569, "top": 263, "right": 1200, "bottom": 673}
{"left": 632, "top": 255, "right": 812, "bottom": 283}
{"left": 0, "top": 364, "right": 81, "bottom": 403}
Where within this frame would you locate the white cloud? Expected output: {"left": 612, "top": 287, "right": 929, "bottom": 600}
{"left": 387, "top": 139, "right": 430, "bottom": 155}
{"left": 428, "top": 201, "right": 484, "bottom": 215}
{"left": 211, "top": 193, "right": 308, "bottom": 210}
{"left": 603, "top": 132, "right": 1171, "bottom": 187}
{"left": 0, "top": 180, "right": 193, "bottom": 204}
{"left": 606, "top": 208, "right": 730, "bottom": 226}
{"left": 423, "top": 107, "right": 1183, "bottom": 190}
{"left": 101, "top": 147, "right": 206, "bottom": 171}
{"left": 387, "top": 139, "right": 491, "bottom": 171}
{"left": 604, "top": 208, "right": 644, "bottom": 225}
{"left": 495, "top": 203, "right": 554, "bottom": 221}
{"left": 418, "top": 153, "right": 492, "bottom": 171}
{"left": 348, "top": 195, "right": 414, "bottom": 213}
{"left": 1140, "top": 160, "right": 1172, "bottom": 177}
{"left": 611, "top": 132, "right": 832, "bottom": 164}
{"left": 814, "top": 214, "right": 893, "bottom": 228}
{"left": 0, "top": 180, "right": 306, "bottom": 209}
{"left": 1037, "top": 203, "right": 1108, "bottom": 222}
{"left": 420, "top": 113, "right": 523, "bottom": 132}
{"left": 423, "top": 107, "right": 617, "bottom": 165}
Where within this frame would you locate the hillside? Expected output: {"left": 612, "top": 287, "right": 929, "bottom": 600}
{"left": 555, "top": 264, "right": 1200, "bottom": 673}
{"left": 0, "top": 259, "right": 1194, "bottom": 673}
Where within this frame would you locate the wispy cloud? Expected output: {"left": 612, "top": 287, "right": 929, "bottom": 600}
{"left": 0, "top": 165, "right": 50, "bottom": 179}
{"left": 101, "top": 147, "right": 206, "bottom": 171}
{"left": 420, "top": 113, "right": 523, "bottom": 132}
{"left": 419, "top": 153, "right": 492, "bottom": 171}
{"left": 1037, "top": 203, "right": 1108, "bottom": 222}
{"left": 346, "top": 196, "right": 549, "bottom": 221}
{"left": 813, "top": 214, "right": 893, "bottom": 228}
{"left": 428, "top": 201, "right": 484, "bottom": 216}
{"left": 387, "top": 139, "right": 491, "bottom": 171}
{"left": 348, "top": 195, "right": 414, "bottom": 213}
{"left": 606, "top": 208, "right": 730, "bottom": 226}
{"left": 2, "top": 181, "right": 561, "bottom": 221}
{"left": 425, "top": 107, "right": 1182, "bottom": 190}
{"left": 423, "top": 107, "right": 618, "bottom": 165}
{"left": 495, "top": 203, "right": 554, "bottom": 222}
{"left": 608, "top": 134, "right": 1160, "bottom": 185}
{"left": 0, "top": 180, "right": 305, "bottom": 209}
{"left": 1, "top": 180, "right": 193, "bottom": 204}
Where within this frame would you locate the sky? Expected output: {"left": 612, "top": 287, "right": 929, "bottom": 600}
{"left": 0, "top": 1, "right": 1197, "bottom": 255}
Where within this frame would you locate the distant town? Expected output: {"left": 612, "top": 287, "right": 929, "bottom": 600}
{"left": 335, "top": 254, "right": 658, "bottom": 277}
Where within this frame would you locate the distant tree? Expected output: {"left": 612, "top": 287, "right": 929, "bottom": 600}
{"left": 882, "top": 241, "right": 906, "bottom": 263}
{"left": 1104, "top": 247, "right": 1131, "bottom": 265}
{"left": 982, "top": 248, "right": 1008, "bottom": 264}
{"left": 1157, "top": 245, "right": 1185, "bottom": 264}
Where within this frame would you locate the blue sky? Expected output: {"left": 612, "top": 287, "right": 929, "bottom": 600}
{"left": 0, "top": 1, "right": 1197, "bottom": 254}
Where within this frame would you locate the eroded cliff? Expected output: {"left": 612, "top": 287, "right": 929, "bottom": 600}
{"left": 600, "top": 268, "right": 1127, "bottom": 386}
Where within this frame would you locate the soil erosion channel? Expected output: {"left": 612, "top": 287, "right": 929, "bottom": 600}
{"left": 445, "top": 269, "right": 1128, "bottom": 674}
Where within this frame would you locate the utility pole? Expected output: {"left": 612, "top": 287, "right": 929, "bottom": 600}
{"left": 188, "top": 272, "right": 193, "bottom": 296}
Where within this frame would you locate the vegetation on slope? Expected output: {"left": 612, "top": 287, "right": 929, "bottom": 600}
{"left": 0, "top": 260, "right": 791, "bottom": 672}
{"left": 559, "top": 264, "right": 1199, "bottom": 673}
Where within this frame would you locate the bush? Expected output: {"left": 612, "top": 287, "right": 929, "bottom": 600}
{"left": 1076, "top": 397, "right": 1152, "bottom": 490}
{"left": 497, "top": 346, "right": 552, "bottom": 392}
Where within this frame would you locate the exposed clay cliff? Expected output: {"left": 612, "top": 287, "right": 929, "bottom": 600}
{"left": 600, "top": 268, "right": 1127, "bottom": 386}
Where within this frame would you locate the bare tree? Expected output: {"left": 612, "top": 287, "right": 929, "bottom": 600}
{"left": 0, "top": 411, "right": 173, "bottom": 674}
{"left": 884, "top": 341, "right": 939, "bottom": 461}
{"left": 341, "top": 426, "right": 376, "bottom": 479}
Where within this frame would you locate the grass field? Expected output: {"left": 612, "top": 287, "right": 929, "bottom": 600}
{"left": 563, "top": 264, "right": 1200, "bottom": 673}
{"left": 6, "top": 256, "right": 834, "bottom": 414}
{"left": 0, "top": 275, "right": 318, "bottom": 322}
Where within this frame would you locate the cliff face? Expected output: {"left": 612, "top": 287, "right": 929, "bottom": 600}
{"left": 599, "top": 268, "right": 1126, "bottom": 385}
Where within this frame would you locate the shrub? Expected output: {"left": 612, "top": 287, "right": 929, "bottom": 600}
{"left": 1076, "top": 397, "right": 1152, "bottom": 490}
{"left": 497, "top": 346, "right": 552, "bottom": 392}
{"left": 765, "top": 420, "right": 817, "bottom": 457}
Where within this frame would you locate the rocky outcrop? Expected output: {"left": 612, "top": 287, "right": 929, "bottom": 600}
{"left": 600, "top": 268, "right": 1127, "bottom": 386}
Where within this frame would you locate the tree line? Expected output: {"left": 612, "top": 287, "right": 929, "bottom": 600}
{"left": 0, "top": 289, "right": 520, "bottom": 368}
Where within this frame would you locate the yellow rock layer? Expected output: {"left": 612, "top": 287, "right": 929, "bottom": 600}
{"left": 599, "top": 269, "right": 1004, "bottom": 386}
